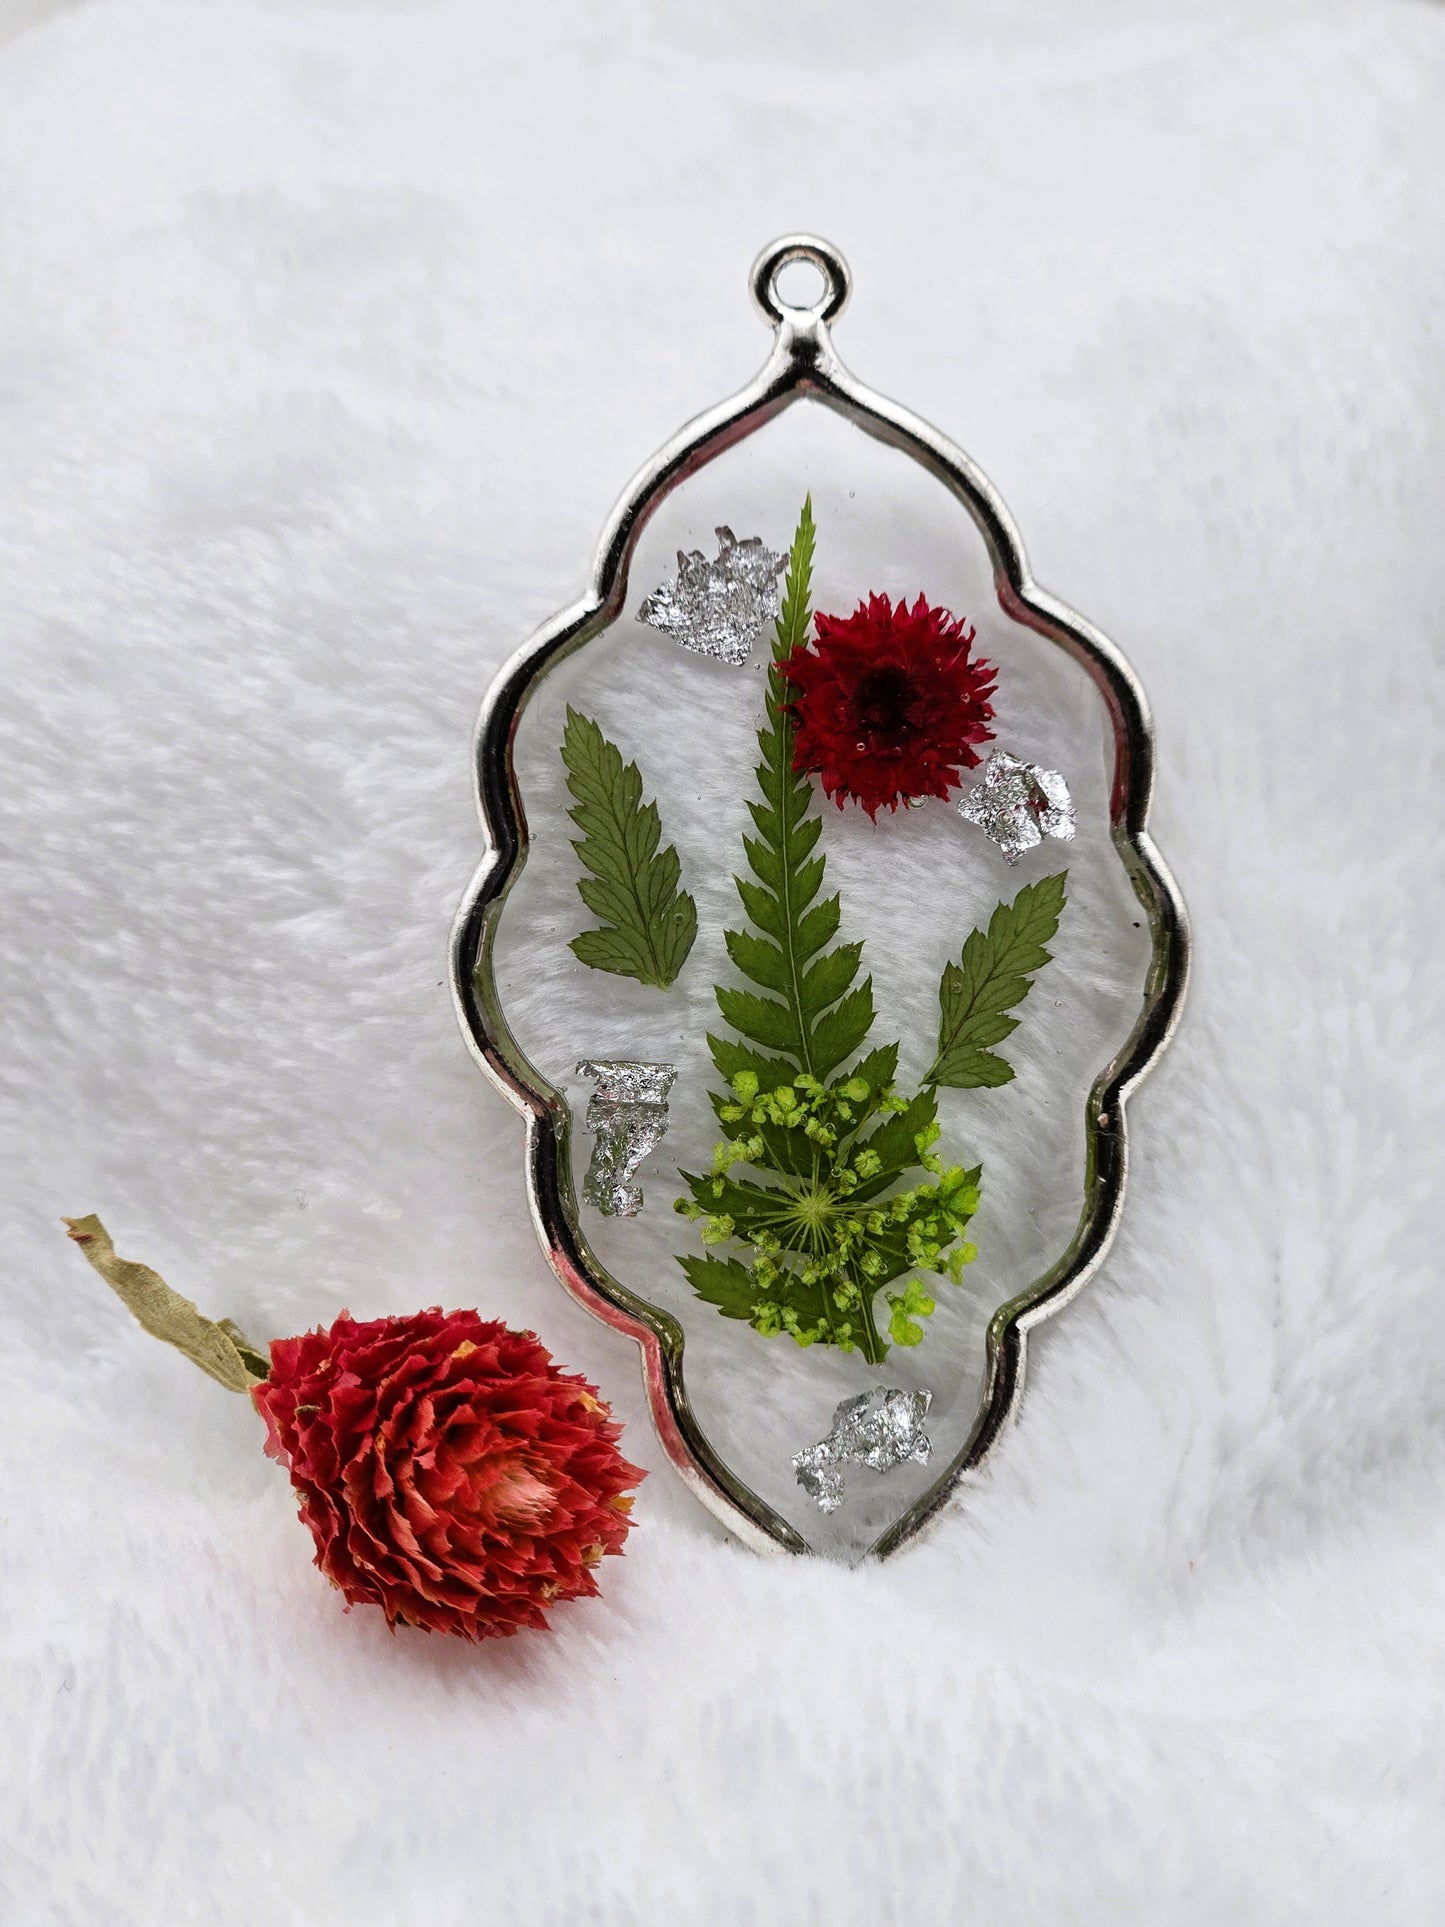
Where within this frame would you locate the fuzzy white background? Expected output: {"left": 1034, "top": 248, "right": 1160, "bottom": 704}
{"left": 3, "top": 1, "right": 1443, "bottom": 1921}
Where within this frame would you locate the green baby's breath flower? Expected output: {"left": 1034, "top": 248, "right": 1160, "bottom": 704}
{"left": 887, "top": 1278, "right": 937, "bottom": 1348}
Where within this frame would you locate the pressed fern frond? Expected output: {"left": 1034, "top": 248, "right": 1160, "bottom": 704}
{"left": 928, "top": 871, "right": 1068, "bottom": 1087}
{"left": 561, "top": 706, "right": 697, "bottom": 990}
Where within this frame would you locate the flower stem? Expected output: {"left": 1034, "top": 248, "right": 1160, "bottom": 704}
{"left": 854, "top": 1268, "right": 887, "bottom": 1366}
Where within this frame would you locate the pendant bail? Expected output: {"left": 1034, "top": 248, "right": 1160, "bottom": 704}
{"left": 750, "top": 233, "right": 852, "bottom": 329}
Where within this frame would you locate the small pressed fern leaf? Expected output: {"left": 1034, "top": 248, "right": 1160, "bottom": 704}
{"left": 561, "top": 706, "right": 697, "bottom": 990}
{"left": 928, "top": 871, "right": 1068, "bottom": 1087}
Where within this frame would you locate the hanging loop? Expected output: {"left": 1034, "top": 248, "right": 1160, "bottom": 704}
{"left": 749, "top": 234, "right": 852, "bottom": 329}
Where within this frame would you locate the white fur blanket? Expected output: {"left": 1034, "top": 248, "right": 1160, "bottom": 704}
{"left": 2, "top": 1, "right": 1442, "bottom": 1920}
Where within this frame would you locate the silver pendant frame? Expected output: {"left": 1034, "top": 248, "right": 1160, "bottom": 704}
{"left": 450, "top": 236, "right": 1190, "bottom": 1559}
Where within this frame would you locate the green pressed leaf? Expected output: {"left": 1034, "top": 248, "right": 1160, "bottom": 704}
{"left": 932, "top": 1048, "right": 1016, "bottom": 1089}
{"left": 561, "top": 707, "right": 697, "bottom": 990}
{"left": 678, "top": 1254, "right": 763, "bottom": 1321}
{"left": 809, "top": 986, "right": 876, "bottom": 1081}
{"left": 703, "top": 1032, "right": 796, "bottom": 1097}
{"left": 679, "top": 1251, "right": 834, "bottom": 1345}
{"left": 846, "top": 1084, "right": 940, "bottom": 1202}
{"left": 928, "top": 871, "right": 1068, "bottom": 1088}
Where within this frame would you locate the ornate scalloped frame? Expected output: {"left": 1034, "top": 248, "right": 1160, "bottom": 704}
{"left": 450, "top": 236, "right": 1190, "bottom": 1558}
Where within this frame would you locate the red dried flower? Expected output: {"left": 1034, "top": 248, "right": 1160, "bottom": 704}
{"left": 253, "top": 1309, "right": 644, "bottom": 1640}
{"left": 782, "top": 593, "right": 997, "bottom": 817}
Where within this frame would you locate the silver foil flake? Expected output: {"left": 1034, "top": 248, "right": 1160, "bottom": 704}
{"left": 792, "top": 1387, "right": 934, "bottom": 1513}
{"left": 958, "top": 750, "right": 1077, "bottom": 864}
{"left": 637, "top": 526, "right": 785, "bottom": 666}
{"left": 575, "top": 1059, "right": 677, "bottom": 1218}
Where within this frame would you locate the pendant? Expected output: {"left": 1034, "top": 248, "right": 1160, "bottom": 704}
{"left": 452, "top": 237, "right": 1189, "bottom": 1560}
